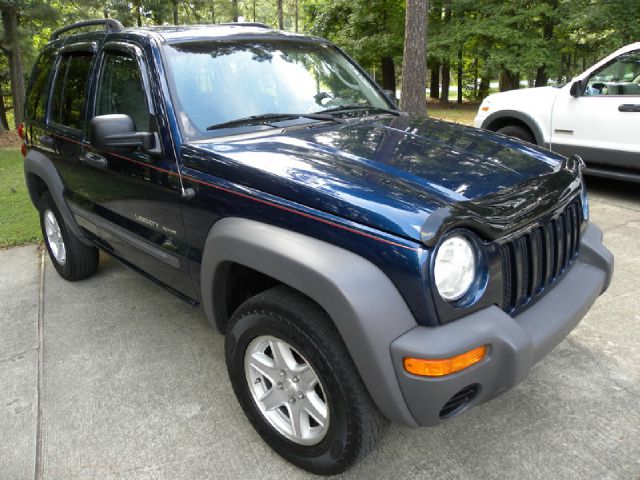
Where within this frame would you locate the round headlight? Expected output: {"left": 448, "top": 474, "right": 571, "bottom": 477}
{"left": 434, "top": 236, "right": 476, "bottom": 301}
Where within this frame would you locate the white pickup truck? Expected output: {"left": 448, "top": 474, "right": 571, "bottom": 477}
{"left": 475, "top": 42, "right": 640, "bottom": 182}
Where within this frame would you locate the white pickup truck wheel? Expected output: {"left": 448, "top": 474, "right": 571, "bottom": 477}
{"left": 497, "top": 125, "right": 534, "bottom": 144}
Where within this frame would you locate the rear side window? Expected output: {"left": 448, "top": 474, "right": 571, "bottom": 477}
{"left": 25, "top": 49, "right": 55, "bottom": 123}
{"left": 49, "top": 52, "right": 94, "bottom": 130}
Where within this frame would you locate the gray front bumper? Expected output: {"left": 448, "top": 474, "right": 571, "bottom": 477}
{"left": 390, "top": 223, "right": 614, "bottom": 426}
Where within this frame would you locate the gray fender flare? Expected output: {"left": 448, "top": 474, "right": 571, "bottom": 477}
{"left": 200, "top": 217, "right": 420, "bottom": 427}
{"left": 23, "top": 149, "right": 88, "bottom": 242}
{"left": 481, "top": 110, "right": 545, "bottom": 147}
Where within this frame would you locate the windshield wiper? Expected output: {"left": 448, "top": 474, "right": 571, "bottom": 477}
{"left": 206, "top": 112, "right": 345, "bottom": 131}
{"left": 317, "top": 104, "right": 401, "bottom": 116}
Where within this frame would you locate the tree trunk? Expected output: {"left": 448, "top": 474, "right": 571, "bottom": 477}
{"left": 473, "top": 58, "right": 478, "bottom": 99}
{"left": 0, "top": 95, "right": 9, "bottom": 131}
{"left": 277, "top": 0, "right": 284, "bottom": 29}
{"left": 457, "top": 49, "right": 463, "bottom": 104}
{"left": 429, "top": 61, "right": 439, "bottom": 99}
{"left": 295, "top": 0, "right": 299, "bottom": 32}
{"left": 232, "top": 0, "right": 239, "bottom": 22}
{"left": 135, "top": 0, "right": 143, "bottom": 27}
{"left": 438, "top": 0, "right": 451, "bottom": 104}
{"left": 399, "top": 0, "right": 428, "bottom": 115}
{"left": 172, "top": 0, "right": 179, "bottom": 24}
{"left": 440, "top": 61, "right": 450, "bottom": 104}
{"left": 0, "top": 4, "right": 25, "bottom": 128}
{"left": 535, "top": 0, "right": 557, "bottom": 88}
{"left": 498, "top": 71, "right": 508, "bottom": 91}
{"left": 499, "top": 70, "right": 519, "bottom": 91}
{"left": 478, "top": 73, "right": 490, "bottom": 100}
{"left": 381, "top": 56, "right": 396, "bottom": 93}
{"left": 534, "top": 66, "right": 547, "bottom": 87}
{"left": 252, "top": 0, "right": 256, "bottom": 22}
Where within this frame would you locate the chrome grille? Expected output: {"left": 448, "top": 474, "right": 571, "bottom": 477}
{"left": 501, "top": 198, "right": 582, "bottom": 313}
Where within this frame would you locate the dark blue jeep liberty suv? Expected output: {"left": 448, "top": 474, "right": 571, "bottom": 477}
{"left": 22, "top": 19, "right": 614, "bottom": 475}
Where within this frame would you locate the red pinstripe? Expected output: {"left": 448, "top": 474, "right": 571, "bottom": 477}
{"left": 48, "top": 133, "right": 420, "bottom": 251}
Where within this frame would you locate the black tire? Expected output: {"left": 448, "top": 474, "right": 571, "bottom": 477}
{"left": 39, "top": 192, "right": 99, "bottom": 281}
{"left": 225, "top": 285, "right": 386, "bottom": 475}
{"left": 496, "top": 124, "right": 535, "bottom": 144}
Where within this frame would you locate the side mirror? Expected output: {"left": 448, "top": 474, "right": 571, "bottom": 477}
{"left": 382, "top": 89, "right": 397, "bottom": 106}
{"left": 89, "top": 114, "right": 158, "bottom": 154}
{"left": 569, "top": 80, "right": 583, "bottom": 98}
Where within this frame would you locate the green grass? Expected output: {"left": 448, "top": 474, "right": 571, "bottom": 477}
{"left": 0, "top": 149, "right": 41, "bottom": 248}
{"left": 427, "top": 102, "right": 479, "bottom": 126}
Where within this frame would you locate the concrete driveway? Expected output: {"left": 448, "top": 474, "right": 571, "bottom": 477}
{"left": 1, "top": 177, "right": 639, "bottom": 480}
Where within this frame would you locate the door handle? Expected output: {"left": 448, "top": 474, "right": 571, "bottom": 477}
{"left": 82, "top": 152, "right": 108, "bottom": 169}
{"left": 618, "top": 104, "right": 640, "bottom": 112}
{"left": 39, "top": 135, "right": 55, "bottom": 146}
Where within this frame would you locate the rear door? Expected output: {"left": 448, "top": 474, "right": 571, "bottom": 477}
{"left": 550, "top": 49, "right": 640, "bottom": 170}
{"left": 68, "top": 41, "right": 195, "bottom": 299}
{"left": 43, "top": 44, "right": 95, "bottom": 204}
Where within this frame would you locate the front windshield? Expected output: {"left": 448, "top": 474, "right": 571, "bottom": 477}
{"left": 163, "top": 39, "right": 389, "bottom": 138}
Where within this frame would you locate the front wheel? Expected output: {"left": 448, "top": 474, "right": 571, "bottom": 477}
{"left": 225, "top": 285, "right": 386, "bottom": 475}
{"left": 496, "top": 124, "right": 535, "bottom": 144}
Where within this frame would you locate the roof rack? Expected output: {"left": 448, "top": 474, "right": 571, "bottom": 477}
{"left": 50, "top": 19, "right": 124, "bottom": 41}
{"left": 216, "top": 22, "right": 270, "bottom": 28}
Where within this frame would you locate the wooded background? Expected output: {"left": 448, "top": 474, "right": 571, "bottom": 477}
{"left": 1, "top": 0, "right": 639, "bottom": 128}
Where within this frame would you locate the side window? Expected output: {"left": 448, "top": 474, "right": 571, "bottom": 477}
{"left": 585, "top": 51, "right": 640, "bottom": 96}
{"left": 49, "top": 52, "right": 94, "bottom": 130}
{"left": 25, "top": 49, "right": 55, "bottom": 123}
{"left": 96, "top": 51, "right": 151, "bottom": 132}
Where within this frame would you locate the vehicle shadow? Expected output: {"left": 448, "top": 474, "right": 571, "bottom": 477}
{"left": 585, "top": 175, "right": 640, "bottom": 203}
{"left": 348, "top": 335, "right": 639, "bottom": 480}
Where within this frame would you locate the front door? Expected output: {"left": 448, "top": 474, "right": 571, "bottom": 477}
{"left": 550, "top": 49, "right": 640, "bottom": 170}
{"left": 68, "top": 42, "right": 194, "bottom": 299}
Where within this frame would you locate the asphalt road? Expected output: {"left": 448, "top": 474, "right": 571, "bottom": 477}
{"left": 1, "top": 176, "right": 639, "bottom": 479}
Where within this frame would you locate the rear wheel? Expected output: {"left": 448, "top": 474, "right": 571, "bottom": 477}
{"left": 39, "top": 193, "right": 99, "bottom": 281}
{"left": 496, "top": 124, "right": 535, "bottom": 144}
{"left": 225, "top": 285, "right": 386, "bottom": 475}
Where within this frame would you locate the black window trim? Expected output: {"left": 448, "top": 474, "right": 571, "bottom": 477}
{"left": 60, "top": 41, "right": 98, "bottom": 54}
{"left": 24, "top": 47, "right": 57, "bottom": 125}
{"left": 92, "top": 41, "right": 156, "bottom": 119}
{"left": 46, "top": 42, "right": 96, "bottom": 134}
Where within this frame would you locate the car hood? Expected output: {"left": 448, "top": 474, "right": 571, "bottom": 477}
{"left": 183, "top": 115, "right": 580, "bottom": 243}
{"left": 482, "top": 86, "right": 561, "bottom": 113}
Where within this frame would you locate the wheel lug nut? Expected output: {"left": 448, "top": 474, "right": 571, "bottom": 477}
{"left": 289, "top": 396, "right": 296, "bottom": 404}
{"left": 297, "top": 392, "right": 304, "bottom": 399}
{"left": 292, "top": 376, "right": 299, "bottom": 383}
{"left": 279, "top": 370, "right": 287, "bottom": 378}
{"left": 277, "top": 382, "right": 283, "bottom": 390}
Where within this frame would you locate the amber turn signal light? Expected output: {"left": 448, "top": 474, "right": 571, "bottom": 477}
{"left": 403, "top": 345, "right": 488, "bottom": 377}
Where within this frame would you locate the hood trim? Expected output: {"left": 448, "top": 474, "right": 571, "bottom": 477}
{"left": 421, "top": 163, "right": 583, "bottom": 246}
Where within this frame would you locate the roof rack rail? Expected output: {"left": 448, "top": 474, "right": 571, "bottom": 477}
{"left": 217, "top": 22, "right": 270, "bottom": 28}
{"left": 50, "top": 19, "right": 124, "bottom": 41}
